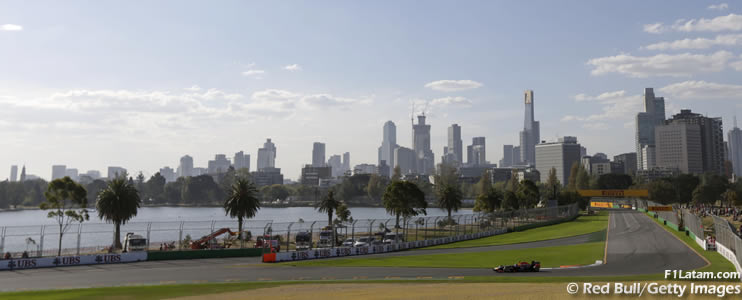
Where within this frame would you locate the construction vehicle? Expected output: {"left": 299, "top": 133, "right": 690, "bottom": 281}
{"left": 254, "top": 235, "right": 281, "bottom": 252}
{"left": 295, "top": 231, "right": 312, "bottom": 251}
{"left": 123, "top": 233, "right": 147, "bottom": 252}
{"left": 190, "top": 228, "right": 237, "bottom": 250}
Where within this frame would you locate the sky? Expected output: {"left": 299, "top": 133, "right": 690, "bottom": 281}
{"left": 1, "top": 1, "right": 742, "bottom": 181}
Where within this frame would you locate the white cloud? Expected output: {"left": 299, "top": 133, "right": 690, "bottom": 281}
{"left": 430, "top": 96, "right": 472, "bottom": 106}
{"left": 0, "top": 24, "right": 22, "bottom": 31}
{"left": 574, "top": 90, "right": 625, "bottom": 102}
{"left": 708, "top": 3, "right": 729, "bottom": 11}
{"left": 643, "top": 34, "right": 742, "bottom": 50}
{"left": 587, "top": 51, "right": 734, "bottom": 77}
{"left": 241, "top": 69, "right": 265, "bottom": 78}
{"left": 658, "top": 80, "right": 742, "bottom": 99}
{"left": 731, "top": 54, "right": 742, "bottom": 70}
{"left": 242, "top": 89, "right": 369, "bottom": 117}
{"left": 644, "top": 22, "right": 666, "bottom": 34}
{"left": 562, "top": 91, "right": 643, "bottom": 123}
{"left": 672, "top": 13, "right": 742, "bottom": 32}
{"left": 184, "top": 85, "right": 201, "bottom": 92}
{"left": 283, "top": 64, "right": 302, "bottom": 71}
{"left": 424, "top": 80, "right": 483, "bottom": 92}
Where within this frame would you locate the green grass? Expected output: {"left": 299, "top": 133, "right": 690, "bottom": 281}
{"left": 420, "top": 211, "right": 609, "bottom": 250}
{"left": 645, "top": 213, "right": 737, "bottom": 275}
{"left": 285, "top": 241, "right": 605, "bottom": 268}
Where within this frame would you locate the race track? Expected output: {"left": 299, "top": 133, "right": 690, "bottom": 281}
{"left": 0, "top": 210, "right": 708, "bottom": 291}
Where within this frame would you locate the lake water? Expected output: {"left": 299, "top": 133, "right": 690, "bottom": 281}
{"left": 0, "top": 207, "right": 473, "bottom": 254}
{"left": 0, "top": 206, "right": 471, "bottom": 227}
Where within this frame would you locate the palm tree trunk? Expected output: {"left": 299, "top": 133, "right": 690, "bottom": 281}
{"left": 395, "top": 214, "right": 400, "bottom": 228}
{"left": 238, "top": 217, "right": 243, "bottom": 240}
{"left": 115, "top": 222, "right": 122, "bottom": 249}
{"left": 448, "top": 209, "right": 452, "bottom": 224}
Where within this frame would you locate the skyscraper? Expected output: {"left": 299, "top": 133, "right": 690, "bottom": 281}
{"left": 9, "top": 165, "right": 17, "bottom": 182}
{"left": 500, "top": 145, "right": 514, "bottom": 168}
{"left": 519, "top": 90, "right": 540, "bottom": 166}
{"left": 233, "top": 151, "right": 250, "bottom": 171}
{"left": 208, "top": 154, "right": 231, "bottom": 174}
{"left": 257, "top": 138, "right": 277, "bottom": 171}
{"left": 327, "top": 154, "right": 343, "bottom": 177}
{"left": 394, "top": 146, "right": 417, "bottom": 175}
{"left": 378, "top": 121, "right": 398, "bottom": 177}
{"left": 107, "top": 166, "right": 127, "bottom": 179}
{"left": 412, "top": 115, "right": 435, "bottom": 175}
{"left": 467, "top": 137, "right": 486, "bottom": 165}
{"left": 663, "top": 109, "right": 724, "bottom": 174}
{"left": 446, "top": 124, "right": 463, "bottom": 165}
{"left": 655, "top": 122, "right": 703, "bottom": 174}
{"left": 159, "top": 166, "right": 176, "bottom": 182}
{"left": 535, "top": 137, "right": 581, "bottom": 185}
{"left": 19, "top": 165, "right": 26, "bottom": 182}
{"left": 65, "top": 168, "right": 79, "bottom": 181}
{"left": 178, "top": 155, "right": 194, "bottom": 178}
{"left": 729, "top": 118, "right": 742, "bottom": 177}
{"left": 636, "top": 88, "right": 666, "bottom": 170}
{"left": 613, "top": 153, "right": 637, "bottom": 175}
{"left": 51, "top": 165, "right": 67, "bottom": 180}
{"left": 342, "top": 152, "right": 350, "bottom": 175}
{"left": 312, "top": 142, "right": 326, "bottom": 167}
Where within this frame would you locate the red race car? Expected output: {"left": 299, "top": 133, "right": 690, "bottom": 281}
{"left": 494, "top": 261, "right": 541, "bottom": 273}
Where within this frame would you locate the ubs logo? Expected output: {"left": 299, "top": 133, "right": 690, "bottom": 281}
{"left": 7, "top": 259, "right": 36, "bottom": 270}
{"left": 95, "top": 254, "right": 121, "bottom": 264}
{"left": 53, "top": 256, "right": 81, "bottom": 266}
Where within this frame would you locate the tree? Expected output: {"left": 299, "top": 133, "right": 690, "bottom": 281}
{"left": 84, "top": 179, "right": 108, "bottom": 205}
{"left": 96, "top": 177, "right": 142, "bottom": 249}
{"left": 316, "top": 190, "right": 340, "bottom": 226}
{"left": 434, "top": 163, "right": 462, "bottom": 223}
{"left": 145, "top": 173, "right": 167, "bottom": 203}
{"left": 517, "top": 179, "right": 540, "bottom": 208}
{"left": 335, "top": 201, "right": 352, "bottom": 224}
{"left": 382, "top": 181, "right": 427, "bottom": 227}
{"left": 671, "top": 174, "right": 700, "bottom": 204}
{"left": 40, "top": 177, "right": 89, "bottom": 256}
{"left": 224, "top": 178, "right": 261, "bottom": 238}
{"left": 576, "top": 167, "right": 590, "bottom": 190}
{"left": 473, "top": 188, "right": 503, "bottom": 213}
{"left": 567, "top": 162, "right": 580, "bottom": 191}
{"left": 722, "top": 189, "right": 738, "bottom": 207}
{"left": 693, "top": 175, "right": 728, "bottom": 205}
{"left": 649, "top": 180, "right": 675, "bottom": 204}
{"left": 597, "top": 174, "right": 633, "bottom": 190}
{"left": 545, "top": 167, "right": 561, "bottom": 199}
{"left": 391, "top": 166, "right": 402, "bottom": 182}
{"left": 366, "top": 174, "right": 387, "bottom": 203}
{"left": 502, "top": 190, "right": 519, "bottom": 210}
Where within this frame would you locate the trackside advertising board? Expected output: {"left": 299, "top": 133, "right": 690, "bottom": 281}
{"left": 0, "top": 252, "right": 148, "bottom": 271}
{"left": 265, "top": 229, "right": 507, "bottom": 263}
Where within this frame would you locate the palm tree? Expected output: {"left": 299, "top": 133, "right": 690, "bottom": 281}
{"left": 383, "top": 181, "right": 427, "bottom": 228}
{"left": 224, "top": 178, "right": 261, "bottom": 239}
{"left": 437, "top": 183, "right": 462, "bottom": 224}
{"left": 316, "top": 190, "right": 340, "bottom": 226}
{"left": 96, "top": 177, "right": 141, "bottom": 250}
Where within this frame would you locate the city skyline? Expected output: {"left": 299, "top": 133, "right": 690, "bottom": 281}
{"left": 2, "top": 1, "right": 742, "bottom": 180}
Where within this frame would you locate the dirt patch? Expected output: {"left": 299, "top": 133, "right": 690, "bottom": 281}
{"left": 165, "top": 282, "right": 724, "bottom": 300}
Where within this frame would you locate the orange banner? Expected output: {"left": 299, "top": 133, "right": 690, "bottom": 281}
{"left": 590, "top": 201, "right": 613, "bottom": 208}
{"left": 648, "top": 206, "right": 673, "bottom": 212}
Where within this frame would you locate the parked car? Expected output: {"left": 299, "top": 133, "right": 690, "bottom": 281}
{"left": 341, "top": 238, "right": 355, "bottom": 247}
{"left": 353, "top": 237, "right": 375, "bottom": 247}
{"left": 382, "top": 232, "right": 404, "bottom": 244}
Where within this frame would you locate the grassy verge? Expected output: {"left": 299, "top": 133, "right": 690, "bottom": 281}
{"left": 646, "top": 213, "right": 737, "bottom": 274}
{"left": 420, "top": 211, "right": 608, "bottom": 250}
{"left": 285, "top": 241, "right": 605, "bottom": 268}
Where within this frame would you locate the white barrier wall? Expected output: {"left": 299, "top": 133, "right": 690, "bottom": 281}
{"left": 270, "top": 229, "right": 508, "bottom": 262}
{"left": 715, "top": 242, "right": 742, "bottom": 281}
{"left": 0, "top": 252, "right": 148, "bottom": 271}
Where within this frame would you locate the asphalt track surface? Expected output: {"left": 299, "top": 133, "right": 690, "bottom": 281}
{"left": 0, "top": 210, "right": 707, "bottom": 291}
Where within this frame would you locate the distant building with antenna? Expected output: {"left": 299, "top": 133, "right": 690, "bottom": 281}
{"left": 729, "top": 116, "right": 742, "bottom": 177}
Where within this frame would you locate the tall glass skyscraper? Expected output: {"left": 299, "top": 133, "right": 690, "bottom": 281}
{"left": 519, "top": 90, "right": 540, "bottom": 166}
{"left": 635, "top": 88, "right": 666, "bottom": 170}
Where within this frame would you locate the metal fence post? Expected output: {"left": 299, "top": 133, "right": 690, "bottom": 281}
{"left": 39, "top": 225, "right": 45, "bottom": 257}
{"left": 146, "top": 222, "right": 152, "bottom": 251}
{"left": 351, "top": 220, "right": 357, "bottom": 241}
{"left": 287, "top": 222, "right": 293, "bottom": 252}
{"left": 76, "top": 224, "right": 82, "bottom": 255}
{"left": 456, "top": 216, "right": 463, "bottom": 237}
{"left": 178, "top": 222, "right": 184, "bottom": 250}
{"left": 310, "top": 221, "right": 316, "bottom": 249}
{"left": 369, "top": 220, "right": 375, "bottom": 239}
{"left": 0, "top": 227, "right": 5, "bottom": 255}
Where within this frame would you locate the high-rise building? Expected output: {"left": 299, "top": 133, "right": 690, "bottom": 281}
{"left": 378, "top": 160, "right": 390, "bottom": 178}
{"left": 9, "top": 165, "right": 17, "bottom": 182}
{"left": 636, "top": 88, "right": 666, "bottom": 170}
{"left": 513, "top": 146, "right": 521, "bottom": 166}
{"left": 84, "top": 170, "right": 101, "bottom": 179}
{"left": 312, "top": 142, "right": 326, "bottom": 167}
{"left": 412, "top": 115, "right": 435, "bottom": 175}
{"left": 159, "top": 166, "right": 176, "bottom": 182}
{"left": 343, "top": 152, "right": 350, "bottom": 175}
{"left": 500, "top": 145, "right": 514, "bottom": 168}
{"left": 655, "top": 122, "right": 703, "bottom": 174}
{"left": 534, "top": 136, "right": 581, "bottom": 186}
{"left": 19, "top": 165, "right": 26, "bottom": 182}
{"left": 107, "top": 166, "right": 127, "bottom": 179}
{"left": 467, "top": 137, "right": 486, "bottom": 165}
{"left": 178, "top": 155, "right": 194, "bottom": 178}
{"left": 353, "top": 164, "right": 377, "bottom": 175}
{"left": 300, "top": 165, "right": 332, "bottom": 186}
{"left": 327, "top": 154, "right": 343, "bottom": 177}
{"left": 51, "top": 165, "right": 67, "bottom": 180}
{"left": 446, "top": 124, "right": 463, "bottom": 165}
{"left": 257, "top": 138, "right": 277, "bottom": 171}
{"left": 613, "top": 153, "right": 638, "bottom": 175}
{"left": 378, "top": 121, "right": 398, "bottom": 177}
{"left": 207, "top": 154, "right": 231, "bottom": 174}
{"left": 233, "top": 151, "right": 250, "bottom": 171}
{"left": 729, "top": 118, "right": 742, "bottom": 177}
{"left": 394, "top": 146, "right": 417, "bottom": 175}
{"left": 65, "top": 168, "right": 79, "bottom": 181}
{"left": 251, "top": 167, "right": 283, "bottom": 187}
{"left": 663, "top": 109, "right": 724, "bottom": 174}
{"left": 519, "top": 90, "right": 540, "bottom": 166}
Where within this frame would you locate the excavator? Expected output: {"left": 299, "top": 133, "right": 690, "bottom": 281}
{"left": 190, "top": 228, "right": 239, "bottom": 250}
